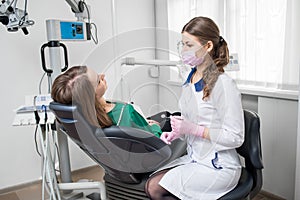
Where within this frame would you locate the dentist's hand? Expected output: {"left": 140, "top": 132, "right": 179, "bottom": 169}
{"left": 160, "top": 116, "right": 205, "bottom": 144}
{"left": 160, "top": 132, "right": 173, "bottom": 145}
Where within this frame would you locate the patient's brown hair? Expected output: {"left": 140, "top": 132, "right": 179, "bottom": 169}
{"left": 51, "top": 66, "right": 112, "bottom": 128}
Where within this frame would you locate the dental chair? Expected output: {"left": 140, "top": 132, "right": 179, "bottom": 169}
{"left": 218, "top": 109, "right": 264, "bottom": 200}
{"left": 49, "top": 101, "right": 186, "bottom": 200}
{"left": 50, "top": 101, "right": 263, "bottom": 200}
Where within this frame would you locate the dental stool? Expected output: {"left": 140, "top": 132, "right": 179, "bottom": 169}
{"left": 218, "top": 110, "right": 264, "bottom": 200}
{"left": 49, "top": 102, "right": 186, "bottom": 200}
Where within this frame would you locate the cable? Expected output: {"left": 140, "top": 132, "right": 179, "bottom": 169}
{"left": 90, "top": 23, "right": 99, "bottom": 44}
{"left": 39, "top": 123, "right": 61, "bottom": 200}
{"left": 39, "top": 73, "right": 46, "bottom": 94}
{"left": 18, "top": 0, "right": 27, "bottom": 26}
{"left": 41, "top": 107, "right": 61, "bottom": 199}
{"left": 82, "top": 1, "right": 90, "bottom": 23}
{"left": 39, "top": 124, "right": 47, "bottom": 200}
{"left": 54, "top": 144, "right": 61, "bottom": 173}
{"left": 34, "top": 125, "right": 42, "bottom": 157}
{"left": 17, "top": 0, "right": 34, "bottom": 27}
{"left": 33, "top": 96, "right": 42, "bottom": 157}
{"left": 42, "top": 105, "right": 48, "bottom": 124}
{"left": 45, "top": 125, "right": 59, "bottom": 200}
{"left": 82, "top": 1, "right": 99, "bottom": 44}
{"left": 52, "top": 129, "right": 61, "bottom": 173}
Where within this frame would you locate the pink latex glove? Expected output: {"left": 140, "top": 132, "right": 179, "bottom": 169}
{"left": 160, "top": 116, "right": 205, "bottom": 144}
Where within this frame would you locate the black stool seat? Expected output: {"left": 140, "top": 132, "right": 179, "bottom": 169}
{"left": 219, "top": 110, "right": 263, "bottom": 200}
{"left": 219, "top": 168, "right": 253, "bottom": 200}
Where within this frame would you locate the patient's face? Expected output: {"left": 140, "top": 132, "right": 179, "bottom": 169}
{"left": 87, "top": 68, "right": 107, "bottom": 98}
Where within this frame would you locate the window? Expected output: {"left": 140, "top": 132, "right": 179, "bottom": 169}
{"left": 167, "top": 0, "right": 299, "bottom": 90}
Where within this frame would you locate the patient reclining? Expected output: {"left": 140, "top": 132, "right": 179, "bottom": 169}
{"left": 51, "top": 65, "right": 162, "bottom": 137}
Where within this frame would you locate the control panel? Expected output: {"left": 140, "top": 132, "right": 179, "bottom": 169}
{"left": 13, "top": 94, "right": 55, "bottom": 126}
{"left": 46, "top": 19, "right": 90, "bottom": 41}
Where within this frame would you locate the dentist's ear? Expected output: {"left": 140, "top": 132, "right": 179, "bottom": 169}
{"left": 206, "top": 41, "right": 214, "bottom": 52}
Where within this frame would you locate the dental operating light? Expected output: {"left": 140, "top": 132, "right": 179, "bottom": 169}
{"left": 0, "top": 0, "right": 34, "bottom": 35}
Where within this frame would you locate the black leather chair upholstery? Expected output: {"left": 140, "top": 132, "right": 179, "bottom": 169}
{"left": 219, "top": 109, "right": 264, "bottom": 200}
{"left": 50, "top": 101, "right": 263, "bottom": 200}
{"left": 49, "top": 102, "right": 186, "bottom": 199}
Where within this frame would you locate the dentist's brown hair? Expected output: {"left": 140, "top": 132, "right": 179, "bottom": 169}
{"left": 182, "top": 16, "right": 229, "bottom": 100}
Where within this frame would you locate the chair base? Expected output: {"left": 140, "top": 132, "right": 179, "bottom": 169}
{"left": 104, "top": 174, "right": 150, "bottom": 200}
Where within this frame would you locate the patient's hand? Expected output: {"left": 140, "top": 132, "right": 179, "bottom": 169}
{"left": 147, "top": 119, "right": 160, "bottom": 127}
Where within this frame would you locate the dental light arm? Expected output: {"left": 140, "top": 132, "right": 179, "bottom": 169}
{"left": 65, "top": 0, "right": 91, "bottom": 22}
{"left": 121, "top": 57, "right": 181, "bottom": 66}
{"left": 0, "top": 0, "right": 34, "bottom": 35}
{"left": 65, "top": 0, "right": 83, "bottom": 13}
{"left": 121, "top": 57, "right": 190, "bottom": 80}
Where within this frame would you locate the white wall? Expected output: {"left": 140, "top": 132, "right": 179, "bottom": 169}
{"left": 296, "top": 68, "right": 300, "bottom": 200}
{"left": 292, "top": 0, "right": 300, "bottom": 198}
{"left": 0, "top": 0, "right": 156, "bottom": 190}
{"left": 258, "top": 97, "right": 298, "bottom": 200}
{"left": 240, "top": 94, "right": 299, "bottom": 200}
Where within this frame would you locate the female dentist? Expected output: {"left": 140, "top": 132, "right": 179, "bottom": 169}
{"left": 145, "top": 16, "right": 244, "bottom": 200}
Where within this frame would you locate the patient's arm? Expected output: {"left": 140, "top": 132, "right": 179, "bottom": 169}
{"left": 147, "top": 119, "right": 160, "bottom": 126}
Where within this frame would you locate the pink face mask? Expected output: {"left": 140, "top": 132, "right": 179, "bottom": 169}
{"left": 181, "top": 50, "right": 205, "bottom": 66}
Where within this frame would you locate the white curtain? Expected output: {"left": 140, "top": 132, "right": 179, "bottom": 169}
{"left": 167, "top": 0, "right": 299, "bottom": 89}
{"left": 282, "top": 0, "right": 300, "bottom": 89}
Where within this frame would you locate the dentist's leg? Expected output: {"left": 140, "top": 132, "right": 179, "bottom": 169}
{"left": 145, "top": 169, "right": 179, "bottom": 200}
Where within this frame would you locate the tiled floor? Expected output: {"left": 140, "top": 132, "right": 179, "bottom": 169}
{"left": 0, "top": 165, "right": 285, "bottom": 200}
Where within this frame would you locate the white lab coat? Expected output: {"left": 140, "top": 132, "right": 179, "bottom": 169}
{"left": 156, "top": 72, "right": 244, "bottom": 200}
